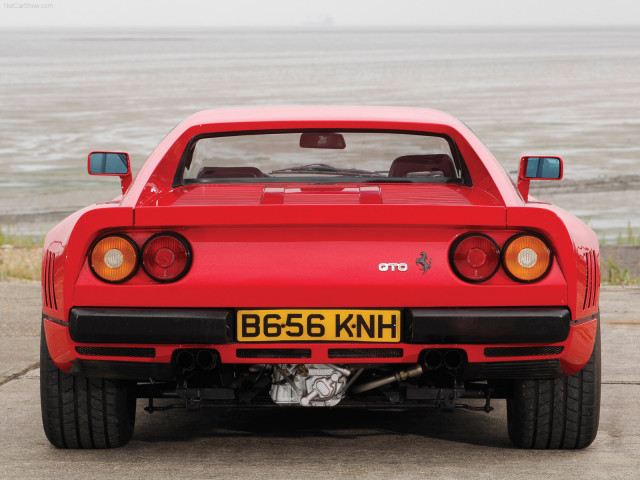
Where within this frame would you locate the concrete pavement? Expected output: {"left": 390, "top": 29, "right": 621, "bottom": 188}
{"left": 0, "top": 283, "right": 638, "bottom": 479}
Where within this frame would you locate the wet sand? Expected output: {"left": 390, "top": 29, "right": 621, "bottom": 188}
{"left": 1, "top": 28, "right": 639, "bottom": 238}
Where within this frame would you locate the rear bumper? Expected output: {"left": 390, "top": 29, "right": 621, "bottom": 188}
{"left": 409, "top": 308, "right": 570, "bottom": 344}
{"left": 45, "top": 307, "right": 598, "bottom": 380}
{"left": 68, "top": 307, "right": 571, "bottom": 345}
{"left": 69, "top": 308, "right": 230, "bottom": 344}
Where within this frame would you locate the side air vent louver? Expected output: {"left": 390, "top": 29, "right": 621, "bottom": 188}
{"left": 583, "top": 250, "right": 599, "bottom": 310}
{"left": 592, "top": 250, "right": 599, "bottom": 308}
{"left": 43, "top": 251, "right": 57, "bottom": 310}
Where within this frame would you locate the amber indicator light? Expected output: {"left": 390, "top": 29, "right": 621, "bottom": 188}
{"left": 503, "top": 234, "right": 551, "bottom": 282}
{"left": 90, "top": 235, "right": 139, "bottom": 283}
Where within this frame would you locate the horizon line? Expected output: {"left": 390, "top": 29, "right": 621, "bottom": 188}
{"left": 1, "top": 24, "right": 639, "bottom": 30}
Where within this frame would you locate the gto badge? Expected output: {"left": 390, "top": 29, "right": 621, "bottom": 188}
{"left": 378, "top": 262, "right": 408, "bottom": 272}
{"left": 416, "top": 252, "right": 432, "bottom": 274}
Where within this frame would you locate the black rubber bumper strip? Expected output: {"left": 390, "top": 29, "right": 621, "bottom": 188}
{"left": 69, "top": 308, "right": 232, "bottom": 344}
{"left": 409, "top": 307, "right": 571, "bottom": 344}
{"left": 43, "top": 313, "right": 67, "bottom": 326}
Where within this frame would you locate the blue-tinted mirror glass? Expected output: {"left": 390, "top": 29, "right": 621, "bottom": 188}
{"left": 525, "top": 157, "right": 561, "bottom": 179}
{"left": 89, "top": 152, "right": 129, "bottom": 175}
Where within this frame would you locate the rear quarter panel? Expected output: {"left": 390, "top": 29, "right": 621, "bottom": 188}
{"left": 507, "top": 202, "right": 599, "bottom": 373}
{"left": 42, "top": 204, "right": 133, "bottom": 368}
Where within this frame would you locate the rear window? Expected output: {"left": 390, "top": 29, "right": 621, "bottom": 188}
{"left": 176, "top": 130, "right": 466, "bottom": 184}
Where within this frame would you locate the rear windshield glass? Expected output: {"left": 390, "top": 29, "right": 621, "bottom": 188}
{"left": 177, "top": 130, "right": 465, "bottom": 184}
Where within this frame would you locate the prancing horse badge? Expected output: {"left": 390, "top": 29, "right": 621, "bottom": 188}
{"left": 416, "top": 252, "right": 432, "bottom": 274}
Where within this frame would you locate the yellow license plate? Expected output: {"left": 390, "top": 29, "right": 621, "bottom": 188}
{"left": 236, "top": 309, "right": 401, "bottom": 343}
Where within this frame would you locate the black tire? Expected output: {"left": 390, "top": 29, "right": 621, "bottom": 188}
{"left": 40, "top": 324, "right": 136, "bottom": 448}
{"left": 507, "top": 324, "right": 601, "bottom": 449}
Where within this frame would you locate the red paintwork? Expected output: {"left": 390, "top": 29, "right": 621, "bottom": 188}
{"left": 42, "top": 107, "right": 600, "bottom": 377}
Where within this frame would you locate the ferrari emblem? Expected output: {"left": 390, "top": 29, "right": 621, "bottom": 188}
{"left": 416, "top": 252, "right": 432, "bottom": 274}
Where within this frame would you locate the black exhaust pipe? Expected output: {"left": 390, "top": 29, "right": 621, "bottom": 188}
{"left": 195, "top": 349, "right": 217, "bottom": 371}
{"left": 176, "top": 350, "right": 196, "bottom": 371}
{"left": 443, "top": 349, "right": 464, "bottom": 371}
{"left": 422, "top": 349, "right": 444, "bottom": 370}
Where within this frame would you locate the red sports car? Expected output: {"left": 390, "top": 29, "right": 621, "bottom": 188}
{"left": 40, "top": 107, "right": 600, "bottom": 449}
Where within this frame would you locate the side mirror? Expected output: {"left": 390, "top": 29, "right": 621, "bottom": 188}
{"left": 517, "top": 156, "right": 563, "bottom": 201}
{"left": 88, "top": 151, "right": 132, "bottom": 194}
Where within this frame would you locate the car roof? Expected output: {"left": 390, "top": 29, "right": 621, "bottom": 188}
{"left": 178, "top": 106, "right": 465, "bottom": 130}
{"left": 120, "top": 106, "right": 522, "bottom": 208}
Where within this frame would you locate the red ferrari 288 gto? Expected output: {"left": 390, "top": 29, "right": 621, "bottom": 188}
{"left": 40, "top": 107, "right": 600, "bottom": 449}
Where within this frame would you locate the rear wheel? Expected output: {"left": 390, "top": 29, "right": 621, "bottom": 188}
{"left": 40, "top": 325, "right": 136, "bottom": 448}
{"left": 507, "top": 324, "right": 601, "bottom": 449}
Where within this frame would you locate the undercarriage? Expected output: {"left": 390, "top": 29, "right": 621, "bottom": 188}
{"left": 139, "top": 360, "right": 499, "bottom": 413}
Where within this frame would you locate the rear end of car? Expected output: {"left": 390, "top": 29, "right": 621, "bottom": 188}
{"left": 64, "top": 212, "right": 583, "bottom": 379}
{"left": 40, "top": 108, "right": 600, "bottom": 450}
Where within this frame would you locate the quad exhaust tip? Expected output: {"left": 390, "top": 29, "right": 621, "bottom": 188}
{"left": 443, "top": 349, "right": 464, "bottom": 371}
{"left": 423, "top": 349, "right": 444, "bottom": 370}
{"left": 175, "top": 349, "right": 218, "bottom": 372}
{"left": 421, "top": 348, "right": 466, "bottom": 372}
{"left": 176, "top": 350, "right": 196, "bottom": 371}
{"left": 195, "top": 349, "right": 217, "bottom": 370}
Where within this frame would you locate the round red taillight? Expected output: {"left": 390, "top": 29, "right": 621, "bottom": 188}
{"left": 142, "top": 233, "right": 191, "bottom": 282}
{"left": 450, "top": 234, "right": 500, "bottom": 282}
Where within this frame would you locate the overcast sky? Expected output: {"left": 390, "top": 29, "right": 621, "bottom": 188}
{"left": 1, "top": 0, "right": 639, "bottom": 28}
